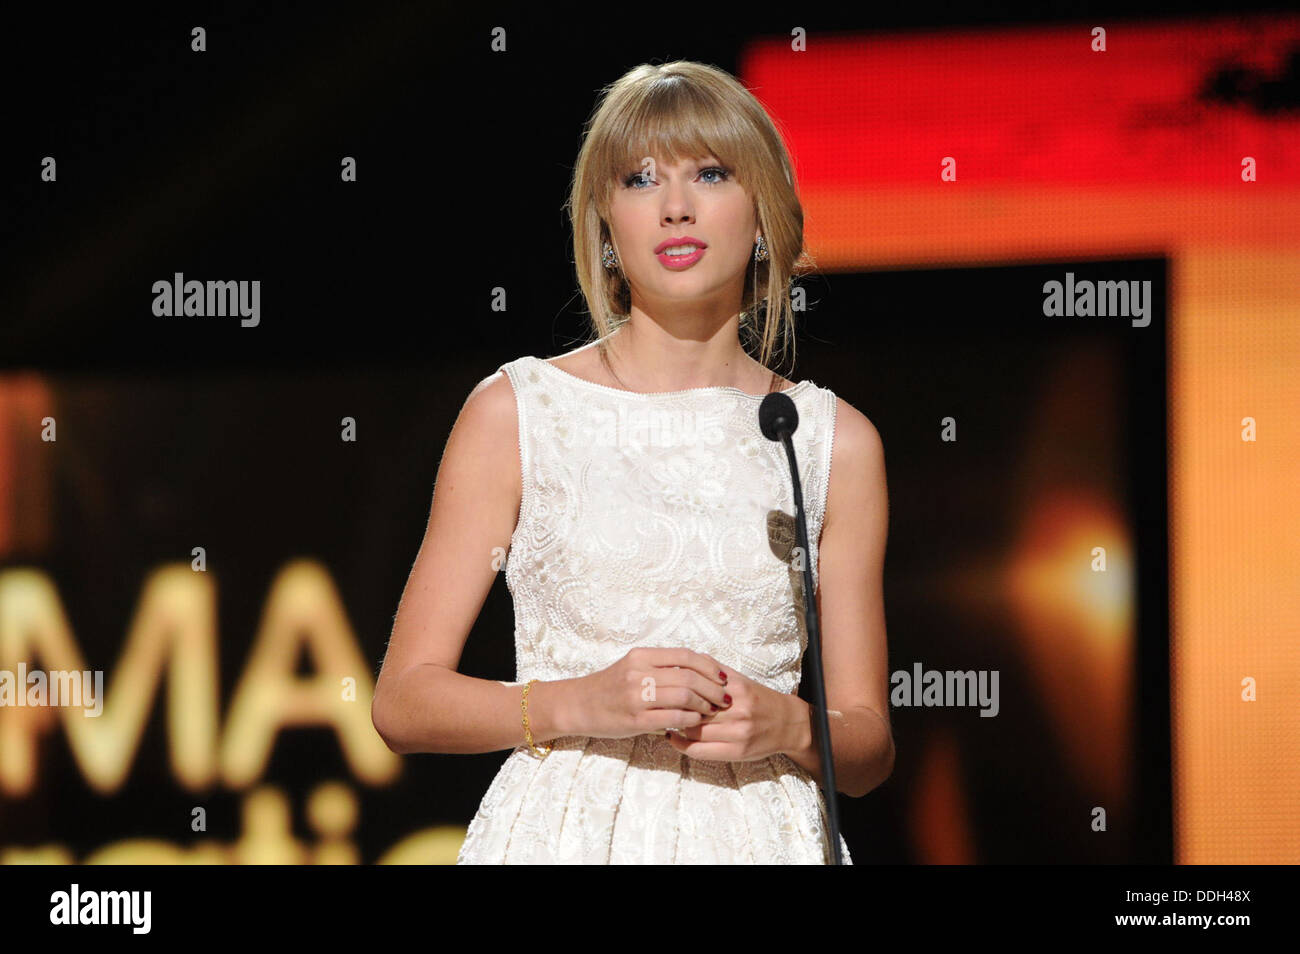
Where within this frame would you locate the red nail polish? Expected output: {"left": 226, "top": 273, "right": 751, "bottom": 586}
{"left": 710, "top": 703, "right": 718, "bottom": 711}
{"left": 723, "top": 694, "right": 732, "bottom": 705}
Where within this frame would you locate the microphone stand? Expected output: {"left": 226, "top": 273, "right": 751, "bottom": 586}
{"left": 759, "top": 393, "right": 844, "bottom": 865}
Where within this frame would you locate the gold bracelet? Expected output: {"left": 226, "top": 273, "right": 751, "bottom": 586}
{"left": 521, "top": 679, "right": 553, "bottom": 758}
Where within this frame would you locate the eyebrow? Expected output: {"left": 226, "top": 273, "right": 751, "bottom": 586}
{"left": 625, "top": 155, "right": 720, "bottom": 172}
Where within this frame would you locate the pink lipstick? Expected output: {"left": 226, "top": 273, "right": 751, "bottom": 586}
{"left": 654, "top": 236, "right": 708, "bottom": 269}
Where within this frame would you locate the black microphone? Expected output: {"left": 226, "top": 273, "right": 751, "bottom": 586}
{"left": 758, "top": 392, "right": 844, "bottom": 864}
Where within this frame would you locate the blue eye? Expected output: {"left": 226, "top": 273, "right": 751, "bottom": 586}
{"left": 622, "top": 165, "right": 731, "bottom": 188}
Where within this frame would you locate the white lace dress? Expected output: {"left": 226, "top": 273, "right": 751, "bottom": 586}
{"left": 456, "top": 353, "right": 851, "bottom": 864}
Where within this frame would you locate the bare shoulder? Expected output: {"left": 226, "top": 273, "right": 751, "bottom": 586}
{"left": 825, "top": 396, "right": 887, "bottom": 525}
{"left": 830, "top": 396, "right": 885, "bottom": 466}
{"left": 436, "top": 369, "right": 522, "bottom": 509}
{"left": 455, "top": 369, "right": 519, "bottom": 445}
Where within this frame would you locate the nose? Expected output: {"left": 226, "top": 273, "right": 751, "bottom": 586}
{"left": 661, "top": 180, "right": 694, "bottom": 226}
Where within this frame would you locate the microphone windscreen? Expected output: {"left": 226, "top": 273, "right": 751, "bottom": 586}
{"left": 759, "top": 391, "right": 799, "bottom": 441}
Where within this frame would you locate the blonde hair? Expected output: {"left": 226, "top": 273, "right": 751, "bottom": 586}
{"left": 566, "top": 60, "right": 812, "bottom": 379}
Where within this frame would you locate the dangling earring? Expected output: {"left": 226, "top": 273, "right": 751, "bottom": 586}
{"left": 602, "top": 240, "right": 619, "bottom": 269}
{"left": 754, "top": 235, "right": 769, "bottom": 262}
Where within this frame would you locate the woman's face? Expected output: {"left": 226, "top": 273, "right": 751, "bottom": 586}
{"left": 606, "top": 153, "right": 758, "bottom": 314}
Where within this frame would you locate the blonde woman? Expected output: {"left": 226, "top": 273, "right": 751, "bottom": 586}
{"left": 372, "top": 60, "right": 893, "bottom": 864}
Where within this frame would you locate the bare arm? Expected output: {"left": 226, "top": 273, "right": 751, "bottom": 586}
{"left": 371, "top": 370, "right": 575, "bottom": 755}
{"left": 784, "top": 398, "right": 895, "bottom": 797}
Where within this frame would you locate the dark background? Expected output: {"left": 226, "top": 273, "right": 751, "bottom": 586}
{"left": 1, "top": 0, "right": 1262, "bottom": 863}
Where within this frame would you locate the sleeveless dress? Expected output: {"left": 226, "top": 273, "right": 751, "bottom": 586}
{"left": 456, "top": 352, "right": 852, "bottom": 864}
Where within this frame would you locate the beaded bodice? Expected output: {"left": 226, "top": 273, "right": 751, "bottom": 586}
{"left": 498, "top": 354, "right": 838, "bottom": 695}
